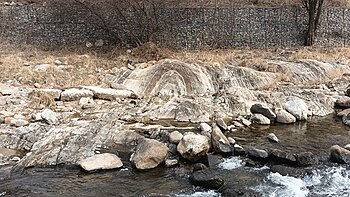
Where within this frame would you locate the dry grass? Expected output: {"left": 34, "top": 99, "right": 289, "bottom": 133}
{"left": 1, "top": 42, "right": 350, "bottom": 91}
{"left": 0, "top": 43, "right": 127, "bottom": 88}
{"left": 28, "top": 91, "right": 56, "bottom": 109}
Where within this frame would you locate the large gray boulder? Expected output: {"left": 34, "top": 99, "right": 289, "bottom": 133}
{"left": 276, "top": 109, "right": 296, "bottom": 124}
{"left": 330, "top": 145, "right": 350, "bottom": 164}
{"left": 131, "top": 139, "right": 168, "bottom": 170}
{"left": 284, "top": 98, "right": 308, "bottom": 121}
{"left": 177, "top": 134, "right": 210, "bottom": 162}
{"left": 211, "top": 123, "right": 231, "bottom": 154}
{"left": 251, "top": 114, "right": 270, "bottom": 125}
{"left": 250, "top": 103, "right": 276, "bottom": 119}
{"left": 78, "top": 153, "right": 123, "bottom": 171}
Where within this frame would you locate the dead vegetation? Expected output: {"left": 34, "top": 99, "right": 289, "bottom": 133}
{"left": 1, "top": 42, "right": 350, "bottom": 90}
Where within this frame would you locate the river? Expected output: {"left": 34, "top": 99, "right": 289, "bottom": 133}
{"left": 1, "top": 115, "right": 350, "bottom": 197}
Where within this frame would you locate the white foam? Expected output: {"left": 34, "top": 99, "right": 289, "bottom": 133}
{"left": 217, "top": 156, "right": 245, "bottom": 170}
{"left": 254, "top": 172, "right": 309, "bottom": 197}
{"left": 175, "top": 190, "right": 221, "bottom": 197}
{"left": 253, "top": 166, "right": 350, "bottom": 197}
{"left": 306, "top": 166, "right": 350, "bottom": 196}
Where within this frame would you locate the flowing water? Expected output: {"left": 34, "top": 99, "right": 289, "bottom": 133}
{"left": 1, "top": 115, "right": 350, "bottom": 197}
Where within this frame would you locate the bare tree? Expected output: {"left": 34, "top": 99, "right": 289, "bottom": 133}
{"left": 301, "top": 0, "right": 326, "bottom": 46}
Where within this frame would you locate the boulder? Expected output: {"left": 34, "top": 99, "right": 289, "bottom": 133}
{"left": 82, "top": 86, "right": 137, "bottom": 100}
{"left": 251, "top": 114, "right": 270, "bottom": 125}
{"left": 296, "top": 152, "right": 318, "bottom": 166}
{"left": 78, "top": 153, "right": 123, "bottom": 171}
{"left": 250, "top": 103, "right": 276, "bottom": 119}
{"left": 234, "top": 144, "right": 246, "bottom": 156}
{"left": 276, "top": 109, "right": 296, "bottom": 124}
{"left": 342, "top": 114, "right": 350, "bottom": 126}
{"left": 284, "top": 98, "right": 308, "bottom": 121}
{"left": 190, "top": 170, "right": 224, "bottom": 189}
{"left": 267, "top": 133, "right": 279, "bottom": 143}
{"left": 131, "top": 139, "right": 169, "bottom": 170}
{"left": 228, "top": 137, "right": 236, "bottom": 145}
{"left": 40, "top": 108, "right": 59, "bottom": 125}
{"left": 337, "top": 108, "right": 350, "bottom": 117}
{"left": 169, "top": 131, "right": 183, "bottom": 145}
{"left": 247, "top": 148, "right": 268, "bottom": 160}
{"left": 193, "top": 163, "right": 208, "bottom": 172}
{"left": 239, "top": 117, "right": 252, "bottom": 127}
{"left": 269, "top": 149, "right": 296, "bottom": 165}
{"left": 211, "top": 124, "right": 231, "bottom": 154}
{"left": 177, "top": 134, "right": 210, "bottom": 162}
{"left": 344, "top": 144, "right": 350, "bottom": 151}
{"left": 216, "top": 118, "right": 228, "bottom": 131}
{"left": 199, "top": 123, "right": 212, "bottom": 133}
{"left": 79, "top": 97, "right": 94, "bottom": 107}
{"left": 330, "top": 145, "right": 350, "bottom": 164}
{"left": 60, "top": 88, "right": 93, "bottom": 101}
{"left": 334, "top": 96, "right": 350, "bottom": 109}
{"left": 165, "top": 159, "right": 178, "bottom": 167}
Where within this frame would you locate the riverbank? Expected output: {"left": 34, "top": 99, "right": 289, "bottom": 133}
{"left": 1, "top": 45, "right": 350, "bottom": 196}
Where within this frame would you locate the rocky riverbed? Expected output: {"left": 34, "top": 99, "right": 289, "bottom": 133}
{"left": 1, "top": 57, "right": 350, "bottom": 196}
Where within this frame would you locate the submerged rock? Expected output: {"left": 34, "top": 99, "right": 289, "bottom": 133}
{"left": 211, "top": 123, "right": 231, "bottom": 154}
{"left": 247, "top": 148, "right": 268, "bottom": 160}
{"left": 250, "top": 103, "right": 276, "bottom": 120}
{"left": 270, "top": 165, "right": 307, "bottom": 178}
{"left": 131, "top": 139, "right": 168, "bottom": 170}
{"left": 267, "top": 133, "right": 279, "bottom": 143}
{"left": 296, "top": 152, "right": 318, "bottom": 166}
{"left": 177, "top": 134, "right": 210, "bottom": 162}
{"left": 234, "top": 144, "right": 246, "bottom": 156}
{"left": 190, "top": 170, "right": 224, "bottom": 189}
{"left": 251, "top": 114, "right": 270, "bottom": 125}
{"left": 275, "top": 109, "right": 296, "bottom": 124}
{"left": 284, "top": 98, "right": 308, "bottom": 121}
{"left": 269, "top": 149, "right": 296, "bottom": 165}
{"left": 78, "top": 153, "right": 123, "bottom": 171}
{"left": 330, "top": 145, "right": 350, "bottom": 164}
